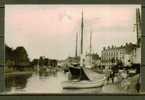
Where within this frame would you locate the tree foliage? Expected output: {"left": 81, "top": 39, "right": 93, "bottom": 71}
{"left": 14, "top": 46, "right": 30, "bottom": 66}
{"left": 5, "top": 45, "right": 30, "bottom": 67}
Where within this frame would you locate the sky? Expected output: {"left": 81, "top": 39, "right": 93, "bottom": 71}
{"left": 5, "top": 5, "right": 141, "bottom": 60}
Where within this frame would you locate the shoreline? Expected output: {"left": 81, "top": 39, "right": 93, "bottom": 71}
{"left": 5, "top": 71, "right": 33, "bottom": 77}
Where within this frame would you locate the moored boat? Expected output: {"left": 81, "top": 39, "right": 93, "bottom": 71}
{"left": 62, "top": 78, "right": 105, "bottom": 89}
{"left": 62, "top": 10, "right": 105, "bottom": 89}
{"left": 62, "top": 65, "right": 105, "bottom": 89}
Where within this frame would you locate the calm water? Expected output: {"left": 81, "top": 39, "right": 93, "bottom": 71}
{"left": 5, "top": 71, "right": 102, "bottom": 94}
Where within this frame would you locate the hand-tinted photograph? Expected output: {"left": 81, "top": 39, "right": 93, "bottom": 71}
{"left": 4, "top": 5, "right": 141, "bottom": 94}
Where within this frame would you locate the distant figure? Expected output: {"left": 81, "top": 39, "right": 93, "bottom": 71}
{"left": 104, "top": 66, "right": 111, "bottom": 84}
{"left": 136, "top": 79, "right": 140, "bottom": 93}
{"left": 110, "top": 72, "right": 115, "bottom": 83}
{"left": 67, "top": 71, "right": 72, "bottom": 80}
{"left": 111, "top": 64, "right": 119, "bottom": 83}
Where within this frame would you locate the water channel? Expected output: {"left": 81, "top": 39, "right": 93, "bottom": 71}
{"left": 4, "top": 71, "right": 102, "bottom": 94}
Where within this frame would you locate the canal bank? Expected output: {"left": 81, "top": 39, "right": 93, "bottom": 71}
{"left": 5, "top": 71, "right": 33, "bottom": 77}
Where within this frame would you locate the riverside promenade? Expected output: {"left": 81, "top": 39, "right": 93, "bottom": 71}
{"left": 101, "top": 74, "right": 139, "bottom": 94}
{"left": 84, "top": 69, "right": 139, "bottom": 94}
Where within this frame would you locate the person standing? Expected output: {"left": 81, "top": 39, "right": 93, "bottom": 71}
{"left": 136, "top": 79, "right": 140, "bottom": 93}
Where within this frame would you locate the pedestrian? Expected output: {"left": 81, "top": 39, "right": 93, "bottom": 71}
{"left": 111, "top": 72, "right": 115, "bottom": 83}
{"left": 111, "top": 58, "right": 116, "bottom": 83}
{"left": 136, "top": 79, "right": 140, "bottom": 93}
{"left": 110, "top": 66, "right": 114, "bottom": 83}
{"left": 104, "top": 66, "right": 111, "bottom": 84}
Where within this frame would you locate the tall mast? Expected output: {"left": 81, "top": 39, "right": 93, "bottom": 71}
{"left": 80, "top": 10, "right": 84, "bottom": 66}
{"left": 75, "top": 32, "right": 78, "bottom": 57}
{"left": 89, "top": 31, "right": 92, "bottom": 66}
{"left": 136, "top": 8, "right": 141, "bottom": 47}
{"left": 80, "top": 10, "right": 84, "bottom": 55}
{"left": 89, "top": 31, "right": 92, "bottom": 55}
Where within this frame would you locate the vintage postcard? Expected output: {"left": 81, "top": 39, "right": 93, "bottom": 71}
{"left": 4, "top": 5, "right": 141, "bottom": 94}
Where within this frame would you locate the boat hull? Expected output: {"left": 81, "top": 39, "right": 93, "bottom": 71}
{"left": 62, "top": 78, "right": 105, "bottom": 89}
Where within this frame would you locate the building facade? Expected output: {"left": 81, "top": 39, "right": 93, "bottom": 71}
{"left": 101, "top": 43, "right": 138, "bottom": 67}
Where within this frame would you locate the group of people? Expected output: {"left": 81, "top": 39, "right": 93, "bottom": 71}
{"left": 105, "top": 65, "right": 119, "bottom": 84}
{"left": 104, "top": 59, "right": 125, "bottom": 84}
{"left": 104, "top": 64, "right": 140, "bottom": 93}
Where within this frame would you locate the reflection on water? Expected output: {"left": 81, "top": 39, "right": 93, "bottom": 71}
{"left": 5, "top": 71, "right": 102, "bottom": 94}
{"left": 5, "top": 74, "right": 32, "bottom": 92}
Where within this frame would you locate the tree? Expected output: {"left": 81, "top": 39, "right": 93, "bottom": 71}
{"left": 14, "top": 46, "right": 30, "bottom": 66}
{"left": 39, "top": 56, "right": 45, "bottom": 66}
{"left": 31, "top": 59, "right": 39, "bottom": 66}
{"left": 5, "top": 45, "right": 13, "bottom": 60}
{"left": 50, "top": 59, "right": 57, "bottom": 67}
{"left": 5, "top": 45, "right": 15, "bottom": 67}
{"left": 44, "top": 58, "right": 49, "bottom": 66}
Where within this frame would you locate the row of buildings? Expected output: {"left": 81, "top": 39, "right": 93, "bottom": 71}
{"left": 101, "top": 43, "right": 141, "bottom": 67}
{"left": 98, "top": 8, "right": 141, "bottom": 67}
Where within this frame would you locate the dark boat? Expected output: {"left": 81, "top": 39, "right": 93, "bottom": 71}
{"left": 68, "top": 65, "right": 89, "bottom": 81}
{"left": 62, "top": 64, "right": 105, "bottom": 89}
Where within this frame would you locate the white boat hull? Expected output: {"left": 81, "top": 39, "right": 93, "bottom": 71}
{"left": 62, "top": 78, "right": 105, "bottom": 89}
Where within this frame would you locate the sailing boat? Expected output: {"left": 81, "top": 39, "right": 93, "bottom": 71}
{"left": 62, "top": 10, "right": 105, "bottom": 89}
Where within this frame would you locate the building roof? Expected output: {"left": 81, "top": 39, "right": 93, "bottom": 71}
{"left": 102, "top": 42, "right": 137, "bottom": 51}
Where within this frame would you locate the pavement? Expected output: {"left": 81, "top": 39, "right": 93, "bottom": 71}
{"left": 79, "top": 68, "right": 139, "bottom": 94}
{"left": 101, "top": 74, "right": 139, "bottom": 94}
